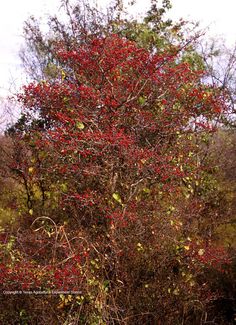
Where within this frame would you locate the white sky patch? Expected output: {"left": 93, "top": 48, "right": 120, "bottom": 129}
{"left": 169, "top": 0, "right": 236, "bottom": 45}
{"left": 0, "top": 0, "right": 60, "bottom": 97}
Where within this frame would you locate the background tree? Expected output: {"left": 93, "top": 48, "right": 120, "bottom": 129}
{"left": 199, "top": 37, "right": 236, "bottom": 127}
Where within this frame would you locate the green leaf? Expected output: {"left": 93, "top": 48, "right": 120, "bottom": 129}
{"left": 138, "top": 96, "right": 146, "bottom": 105}
{"left": 103, "top": 280, "right": 110, "bottom": 291}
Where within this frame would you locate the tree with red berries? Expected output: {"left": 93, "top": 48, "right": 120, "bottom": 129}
{"left": 0, "top": 1, "right": 234, "bottom": 324}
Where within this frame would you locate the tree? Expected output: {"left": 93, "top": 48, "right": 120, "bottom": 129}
{"left": 1, "top": 1, "right": 234, "bottom": 324}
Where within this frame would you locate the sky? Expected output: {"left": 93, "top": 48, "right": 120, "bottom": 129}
{"left": 0, "top": 0, "right": 236, "bottom": 100}
{"left": 170, "top": 0, "right": 236, "bottom": 44}
{"left": 0, "top": 0, "right": 59, "bottom": 98}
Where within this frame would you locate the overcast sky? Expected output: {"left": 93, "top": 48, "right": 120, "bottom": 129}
{"left": 0, "top": 0, "right": 236, "bottom": 99}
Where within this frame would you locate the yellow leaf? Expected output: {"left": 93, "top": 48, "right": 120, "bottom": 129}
{"left": 189, "top": 280, "right": 195, "bottom": 287}
{"left": 173, "top": 288, "right": 179, "bottom": 295}
{"left": 112, "top": 193, "right": 122, "bottom": 204}
{"left": 184, "top": 245, "right": 190, "bottom": 250}
{"left": 28, "top": 167, "right": 34, "bottom": 174}
{"left": 61, "top": 70, "right": 66, "bottom": 80}
{"left": 137, "top": 242, "right": 144, "bottom": 252}
{"left": 29, "top": 209, "right": 33, "bottom": 215}
{"left": 57, "top": 302, "right": 65, "bottom": 309}
{"left": 76, "top": 121, "right": 85, "bottom": 129}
